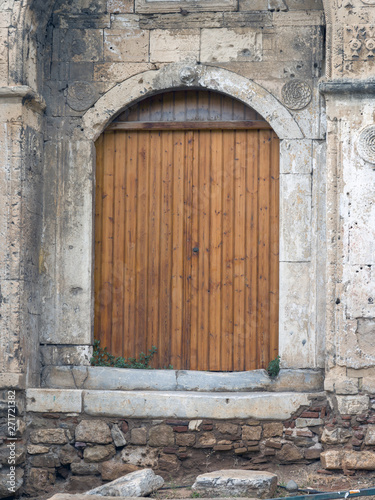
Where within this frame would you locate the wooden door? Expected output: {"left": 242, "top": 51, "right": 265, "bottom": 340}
{"left": 94, "top": 92, "right": 279, "bottom": 371}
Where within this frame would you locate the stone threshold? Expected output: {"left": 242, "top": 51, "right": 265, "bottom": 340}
{"left": 26, "top": 389, "right": 320, "bottom": 420}
{"left": 41, "top": 366, "right": 323, "bottom": 392}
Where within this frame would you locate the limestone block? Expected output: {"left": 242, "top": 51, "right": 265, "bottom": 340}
{"left": 41, "top": 346, "right": 91, "bottom": 366}
{"left": 192, "top": 470, "right": 277, "bottom": 498}
{"left": 342, "top": 451, "right": 375, "bottom": 470}
{"left": 0, "top": 444, "right": 25, "bottom": 465}
{"left": 94, "top": 62, "right": 155, "bottom": 82}
{"left": 150, "top": 30, "right": 200, "bottom": 63}
{"left": 201, "top": 29, "right": 262, "bottom": 62}
{"left": 280, "top": 140, "right": 313, "bottom": 174}
{"left": 0, "top": 29, "right": 7, "bottom": 65}
{"left": 139, "top": 12, "right": 223, "bottom": 29}
{"left": 176, "top": 369, "right": 270, "bottom": 392}
{"left": 111, "top": 424, "right": 126, "bottom": 447}
{"left": 104, "top": 29, "right": 148, "bottom": 62}
{"left": 30, "top": 429, "right": 68, "bottom": 445}
{"left": 242, "top": 425, "right": 262, "bottom": 441}
{"left": 280, "top": 173, "right": 311, "bottom": 261}
{"left": 272, "top": 369, "right": 324, "bottom": 392}
{"left": 110, "top": 14, "right": 140, "bottom": 28}
{"left": 0, "top": 12, "right": 11, "bottom": 28}
{"left": 100, "top": 460, "right": 139, "bottom": 481}
{"left": 263, "top": 422, "right": 283, "bottom": 438}
{"left": 336, "top": 395, "right": 369, "bottom": 415}
{"left": 321, "top": 428, "right": 352, "bottom": 444}
{"left": 86, "top": 468, "right": 164, "bottom": 497}
{"left": 83, "top": 390, "right": 310, "bottom": 420}
{"left": 148, "top": 425, "right": 174, "bottom": 447}
{"left": 60, "top": 444, "right": 80, "bottom": 465}
{"left": 52, "top": 29, "right": 103, "bottom": 62}
{"left": 276, "top": 443, "right": 304, "bottom": 462}
{"left": 27, "top": 445, "right": 50, "bottom": 454}
{"left": 130, "top": 428, "right": 147, "bottom": 445}
{"left": 279, "top": 263, "right": 312, "bottom": 368}
{"left": 364, "top": 426, "right": 375, "bottom": 445}
{"left": 107, "top": 0, "right": 134, "bottom": 13}
{"left": 83, "top": 444, "right": 116, "bottom": 463}
{"left": 346, "top": 266, "right": 375, "bottom": 319}
{"left": 26, "top": 389, "right": 82, "bottom": 413}
{"left": 75, "top": 420, "right": 112, "bottom": 444}
{"left": 323, "top": 366, "right": 359, "bottom": 395}
{"left": 295, "top": 418, "right": 323, "bottom": 427}
{"left": 320, "top": 450, "right": 342, "bottom": 469}
{"left": 121, "top": 447, "right": 158, "bottom": 468}
{"left": 0, "top": 64, "right": 7, "bottom": 85}
{"left": 70, "top": 462, "right": 100, "bottom": 475}
{"left": 195, "top": 432, "right": 217, "bottom": 448}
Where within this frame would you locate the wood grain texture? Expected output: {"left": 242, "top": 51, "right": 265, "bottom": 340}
{"left": 94, "top": 92, "right": 279, "bottom": 371}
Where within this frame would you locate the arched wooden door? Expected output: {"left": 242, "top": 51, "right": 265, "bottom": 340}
{"left": 94, "top": 91, "right": 279, "bottom": 371}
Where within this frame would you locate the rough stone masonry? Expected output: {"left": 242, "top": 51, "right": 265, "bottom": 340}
{"left": 1, "top": 0, "right": 375, "bottom": 497}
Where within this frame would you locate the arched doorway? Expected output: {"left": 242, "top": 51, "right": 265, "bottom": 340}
{"left": 94, "top": 90, "right": 279, "bottom": 371}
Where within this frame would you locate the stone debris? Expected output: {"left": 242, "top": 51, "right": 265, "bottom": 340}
{"left": 192, "top": 470, "right": 277, "bottom": 498}
{"left": 286, "top": 480, "right": 298, "bottom": 492}
{"left": 85, "top": 468, "right": 164, "bottom": 496}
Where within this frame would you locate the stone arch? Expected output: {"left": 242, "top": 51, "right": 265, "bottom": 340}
{"left": 83, "top": 63, "right": 304, "bottom": 141}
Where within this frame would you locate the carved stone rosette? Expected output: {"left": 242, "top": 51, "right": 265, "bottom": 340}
{"left": 67, "top": 82, "right": 98, "bottom": 112}
{"left": 281, "top": 80, "right": 312, "bottom": 110}
{"left": 357, "top": 125, "right": 375, "bottom": 164}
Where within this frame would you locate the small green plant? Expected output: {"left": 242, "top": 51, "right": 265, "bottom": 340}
{"left": 191, "top": 492, "right": 201, "bottom": 498}
{"left": 91, "top": 340, "right": 157, "bottom": 369}
{"left": 267, "top": 355, "right": 281, "bottom": 377}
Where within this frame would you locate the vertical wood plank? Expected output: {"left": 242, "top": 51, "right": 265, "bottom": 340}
{"left": 221, "top": 130, "right": 235, "bottom": 371}
{"left": 147, "top": 131, "right": 162, "bottom": 367}
{"left": 197, "top": 130, "right": 211, "bottom": 371}
{"left": 159, "top": 130, "right": 173, "bottom": 368}
{"left": 123, "top": 131, "right": 138, "bottom": 358}
{"left": 269, "top": 132, "right": 280, "bottom": 362}
{"left": 135, "top": 131, "right": 149, "bottom": 357}
{"left": 100, "top": 132, "right": 115, "bottom": 352}
{"left": 233, "top": 130, "right": 247, "bottom": 371}
{"left": 111, "top": 132, "right": 126, "bottom": 355}
{"left": 170, "top": 130, "right": 185, "bottom": 369}
{"left": 258, "top": 129, "right": 271, "bottom": 368}
{"left": 245, "top": 130, "right": 259, "bottom": 370}
{"left": 209, "top": 130, "right": 223, "bottom": 371}
{"left": 189, "top": 130, "right": 200, "bottom": 370}
{"left": 183, "top": 130, "right": 194, "bottom": 369}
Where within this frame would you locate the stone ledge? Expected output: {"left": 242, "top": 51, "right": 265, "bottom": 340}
{"left": 83, "top": 390, "right": 311, "bottom": 419}
{"left": 26, "top": 389, "right": 311, "bottom": 419}
{"left": 0, "top": 85, "right": 46, "bottom": 112}
{"left": 319, "top": 79, "right": 375, "bottom": 95}
{"left": 41, "top": 366, "right": 324, "bottom": 392}
{"left": 26, "top": 389, "right": 82, "bottom": 413}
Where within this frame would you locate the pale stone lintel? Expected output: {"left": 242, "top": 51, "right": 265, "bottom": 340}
{"left": 26, "top": 388, "right": 83, "bottom": 413}
{"left": 83, "top": 391, "right": 311, "bottom": 419}
{"left": 0, "top": 85, "right": 46, "bottom": 112}
{"left": 319, "top": 79, "right": 375, "bottom": 95}
{"left": 0, "top": 372, "right": 26, "bottom": 389}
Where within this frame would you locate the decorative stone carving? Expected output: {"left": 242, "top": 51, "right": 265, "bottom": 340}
{"left": 67, "top": 82, "right": 97, "bottom": 112}
{"left": 361, "top": 0, "right": 375, "bottom": 4}
{"left": 357, "top": 125, "right": 375, "bottom": 164}
{"left": 179, "top": 66, "right": 197, "bottom": 85}
{"left": 281, "top": 80, "right": 312, "bottom": 110}
{"left": 345, "top": 26, "right": 375, "bottom": 60}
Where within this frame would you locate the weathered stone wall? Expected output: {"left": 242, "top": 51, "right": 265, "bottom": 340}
{"left": 21, "top": 397, "right": 328, "bottom": 497}
{"left": 38, "top": 0, "right": 326, "bottom": 370}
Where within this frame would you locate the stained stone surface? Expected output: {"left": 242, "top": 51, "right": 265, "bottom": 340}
{"left": 192, "top": 470, "right": 277, "bottom": 498}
